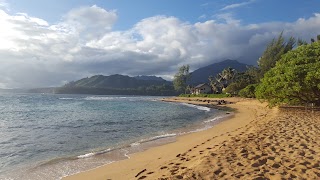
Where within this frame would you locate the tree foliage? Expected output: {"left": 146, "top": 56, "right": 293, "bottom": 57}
{"left": 297, "top": 38, "right": 308, "bottom": 46}
{"left": 239, "top": 84, "right": 257, "bottom": 98}
{"left": 224, "top": 67, "right": 259, "bottom": 94}
{"left": 258, "top": 32, "right": 296, "bottom": 76}
{"left": 255, "top": 41, "right": 320, "bottom": 107}
{"left": 173, "top": 65, "right": 191, "bottom": 93}
{"left": 209, "top": 67, "right": 237, "bottom": 93}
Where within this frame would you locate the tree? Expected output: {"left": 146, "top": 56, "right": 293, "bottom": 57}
{"left": 173, "top": 65, "right": 191, "bottom": 93}
{"left": 258, "top": 32, "right": 296, "bottom": 75}
{"left": 224, "top": 66, "right": 260, "bottom": 94}
{"left": 208, "top": 67, "right": 237, "bottom": 93}
{"left": 311, "top": 38, "right": 315, "bottom": 43}
{"left": 221, "top": 67, "right": 237, "bottom": 87}
{"left": 239, "top": 84, "right": 257, "bottom": 98}
{"left": 297, "top": 38, "right": 308, "bottom": 46}
{"left": 255, "top": 41, "right": 320, "bottom": 107}
{"left": 208, "top": 77, "right": 222, "bottom": 94}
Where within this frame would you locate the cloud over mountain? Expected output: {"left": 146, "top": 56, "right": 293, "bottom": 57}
{"left": 0, "top": 5, "right": 319, "bottom": 88}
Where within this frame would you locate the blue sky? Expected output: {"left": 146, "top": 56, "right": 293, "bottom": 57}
{"left": 6, "top": 0, "right": 320, "bottom": 29}
{"left": 0, "top": 0, "right": 319, "bottom": 88}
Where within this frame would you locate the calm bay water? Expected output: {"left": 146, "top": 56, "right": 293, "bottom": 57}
{"left": 0, "top": 93, "right": 230, "bottom": 180}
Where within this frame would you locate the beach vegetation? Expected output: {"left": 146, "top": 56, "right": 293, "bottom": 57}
{"left": 179, "top": 93, "right": 231, "bottom": 98}
{"left": 173, "top": 65, "right": 191, "bottom": 93}
{"left": 256, "top": 41, "right": 320, "bottom": 106}
{"left": 239, "top": 84, "right": 257, "bottom": 98}
{"left": 224, "top": 67, "right": 260, "bottom": 94}
{"left": 258, "top": 32, "right": 296, "bottom": 76}
{"left": 209, "top": 67, "right": 237, "bottom": 93}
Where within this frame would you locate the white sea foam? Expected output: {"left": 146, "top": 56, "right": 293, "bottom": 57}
{"left": 148, "top": 133, "right": 177, "bottom": 141}
{"left": 77, "top": 148, "right": 111, "bottom": 158}
{"left": 59, "top": 98, "right": 74, "bottom": 100}
{"left": 130, "top": 142, "right": 140, "bottom": 147}
{"left": 204, "top": 116, "right": 224, "bottom": 123}
{"left": 189, "top": 126, "right": 211, "bottom": 133}
{"left": 180, "top": 103, "right": 211, "bottom": 112}
{"left": 77, "top": 152, "right": 95, "bottom": 158}
{"left": 84, "top": 96, "right": 114, "bottom": 101}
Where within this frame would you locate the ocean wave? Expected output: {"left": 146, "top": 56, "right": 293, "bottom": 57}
{"left": 84, "top": 96, "right": 161, "bottom": 102}
{"left": 58, "top": 98, "right": 74, "bottom": 100}
{"left": 77, "top": 148, "right": 111, "bottom": 159}
{"left": 180, "top": 103, "right": 211, "bottom": 112}
{"left": 77, "top": 152, "right": 95, "bottom": 158}
{"left": 84, "top": 96, "right": 115, "bottom": 101}
{"left": 84, "top": 96, "right": 141, "bottom": 101}
{"left": 130, "top": 142, "right": 141, "bottom": 147}
{"left": 204, "top": 113, "right": 233, "bottom": 123}
{"left": 142, "top": 133, "right": 177, "bottom": 143}
{"left": 204, "top": 116, "right": 224, "bottom": 123}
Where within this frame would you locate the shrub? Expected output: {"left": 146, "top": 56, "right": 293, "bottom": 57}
{"left": 239, "top": 84, "right": 257, "bottom": 98}
{"left": 255, "top": 42, "right": 320, "bottom": 107}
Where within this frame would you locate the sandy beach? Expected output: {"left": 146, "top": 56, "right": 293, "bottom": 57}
{"left": 63, "top": 97, "right": 320, "bottom": 180}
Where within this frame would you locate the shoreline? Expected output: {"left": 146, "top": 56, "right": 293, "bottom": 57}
{"left": 64, "top": 97, "right": 272, "bottom": 180}
{"left": 1, "top": 96, "right": 230, "bottom": 180}
{"left": 63, "top": 97, "right": 320, "bottom": 179}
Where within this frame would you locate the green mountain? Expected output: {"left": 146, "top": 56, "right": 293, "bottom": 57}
{"left": 189, "top": 60, "right": 250, "bottom": 85}
{"left": 134, "top": 75, "right": 166, "bottom": 82}
{"left": 65, "top": 74, "right": 170, "bottom": 89}
{"left": 55, "top": 74, "right": 176, "bottom": 96}
{"left": 55, "top": 60, "right": 250, "bottom": 96}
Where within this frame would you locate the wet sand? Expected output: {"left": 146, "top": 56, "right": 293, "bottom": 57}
{"left": 63, "top": 97, "right": 320, "bottom": 180}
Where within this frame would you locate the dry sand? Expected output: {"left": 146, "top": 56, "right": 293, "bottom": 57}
{"left": 63, "top": 97, "right": 320, "bottom": 180}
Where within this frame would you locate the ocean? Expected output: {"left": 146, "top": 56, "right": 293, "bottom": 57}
{"left": 0, "top": 93, "right": 231, "bottom": 180}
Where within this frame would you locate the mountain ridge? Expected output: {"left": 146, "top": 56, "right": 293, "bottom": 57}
{"left": 64, "top": 74, "right": 171, "bottom": 89}
{"left": 189, "top": 59, "right": 250, "bottom": 85}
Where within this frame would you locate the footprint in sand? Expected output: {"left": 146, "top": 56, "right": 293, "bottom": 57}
{"left": 160, "top": 166, "right": 167, "bottom": 170}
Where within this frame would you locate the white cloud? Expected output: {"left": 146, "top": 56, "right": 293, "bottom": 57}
{"left": 215, "top": 13, "right": 241, "bottom": 25}
{"left": 0, "top": 0, "right": 9, "bottom": 10}
{"left": 0, "top": 5, "right": 319, "bottom": 88}
{"left": 62, "top": 5, "right": 117, "bottom": 39}
{"left": 221, "top": 0, "right": 255, "bottom": 11}
{"left": 198, "top": 14, "right": 207, "bottom": 20}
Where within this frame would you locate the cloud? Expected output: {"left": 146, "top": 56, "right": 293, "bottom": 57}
{"left": 62, "top": 5, "right": 117, "bottom": 39}
{"left": 198, "top": 14, "right": 207, "bottom": 20}
{"left": 215, "top": 13, "right": 241, "bottom": 25}
{"left": 0, "top": 5, "right": 319, "bottom": 88}
{"left": 0, "top": 0, "right": 9, "bottom": 10}
{"left": 221, "top": 0, "right": 255, "bottom": 11}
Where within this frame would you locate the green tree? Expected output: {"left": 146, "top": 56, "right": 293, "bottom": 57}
{"left": 173, "top": 65, "right": 191, "bottom": 93}
{"left": 209, "top": 67, "right": 237, "bottom": 93}
{"left": 297, "top": 38, "right": 308, "bottom": 46}
{"left": 256, "top": 41, "right": 320, "bottom": 107}
{"left": 224, "top": 66, "right": 260, "bottom": 94}
{"left": 239, "top": 84, "right": 257, "bottom": 98}
{"left": 208, "top": 77, "right": 221, "bottom": 94}
{"left": 221, "top": 67, "right": 237, "bottom": 87}
{"left": 258, "top": 32, "right": 296, "bottom": 75}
